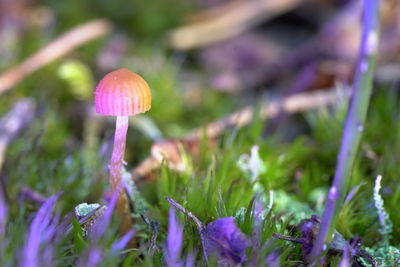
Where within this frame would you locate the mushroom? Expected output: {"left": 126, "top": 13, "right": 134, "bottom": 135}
{"left": 94, "top": 68, "right": 151, "bottom": 232}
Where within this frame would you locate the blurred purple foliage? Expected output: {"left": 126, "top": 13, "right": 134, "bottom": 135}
{"left": 200, "top": 33, "right": 283, "bottom": 92}
{"left": 184, "top": 252, "right": 196, "bottom": 267}
{"left": 21, "top": 193, "right": 60, "bottom": 267}
{"left": 0, "top": 184, "right": 7, "bottom": 237}
{"left": 265, "top": 250, "right": 280, "bottom": 267}
{"left": 338, "top": 245, "right": 351, "bottom": 267}
{"left": 78, "top": 186, "right": 136, "bottom": 265}
{"left": 111, "top": 228, "right": 136, "bottom": 253}
{"left": 203, "top": 217, "right": 249, "bottom": 265}
{"left": 91, "top": 186, "right": 120, "bottom": 240}
{"left": 77, "top": 247, "right": 103, "bottom": 267}
{"left": 166, "top": 207, "right": 183, "bottom": 267}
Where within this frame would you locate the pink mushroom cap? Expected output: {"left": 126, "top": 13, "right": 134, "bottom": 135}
{"left": 94, "top": 68, "right": 152, "bottom": 116}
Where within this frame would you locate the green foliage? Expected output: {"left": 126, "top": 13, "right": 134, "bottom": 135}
{"left": 58, "top": 60, "right": 94, "bottom": 100}
{"left": 273, "top": 190, "right": 315, "bottom": 224}
{"left": 360, "top": 245, "right": 400, "bottom": 267}
{"left": 4, "top": 85, "right": 400, "bottom": 264}
{"left": 72, "top": 217, "right": 86, "bottom": 253}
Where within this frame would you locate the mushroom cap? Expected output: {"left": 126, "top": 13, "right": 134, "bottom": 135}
{"left": 94, "top": 68, "right": 152, "bottom": 116}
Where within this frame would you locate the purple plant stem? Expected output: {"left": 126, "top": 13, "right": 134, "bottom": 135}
{"left": 0, "top": 183, "right": 7, "bottom": 237}
{"left": 265, "top": 250, "right": 280, "bottom": 267}
{"left": 92, "top": 185, "right": 119, "bottom": 240}
{"left": 20, "top": 185, "right": 47, "bottom": 204}
{"left": 166, "top": 207, "right": 183, "bottom": 267}
{"left": 109, "top": 116, "right": 132, "bottom": 234}
{"left": 165, "top": 197, "right": 204, "bottom": 230}
{"left": 165, "top": 197, "right": 208, "bottom": 263}
{"left": 78, "top": 247, "right": 103, "bottom": 267}
{"left": 0, "top": 98, "right": 35, "bottom": 170}
{"left": 308, "top": 0, "right": 380, "bottom": 263}
{"left": 184, "top": 252, "right": 196, "bottom": 267}
{"left": 111, "top": 228, "right": 137, "bottom": 253}
{"left": 338, "top": 244, "right": 350, "bottom": 267}
{"left": 22, "top": 194, "right": 60, "bottom": 267}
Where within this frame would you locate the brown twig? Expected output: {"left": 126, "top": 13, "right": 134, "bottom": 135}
{"left": 165, "top": 197, "right": 208, "bottom": 264}
{"left": 0, "top": 98, "right": 36, "bottom": 170}
{"left": 186, "top": 89, "right": 345, "bottom": 140}
{"left": 131, "top": 88, "right": 348, "bottom": 182}
{"left": 165, "top": 197, "right": 204, "bottom": 230}
{"left": 168, "top": 0, "right": 302, "bottom": 50}
{"left": 273, "top": 233, "right": 302, "bottom": 244}
{"left": 0, "top": 19, "right": 112, "bottom": 94}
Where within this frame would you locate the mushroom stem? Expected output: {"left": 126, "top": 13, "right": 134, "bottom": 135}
{"left": 110, "top": 116, "right": 128, "bottom": 190}
{"left": 110, "top": 115, "right": 132, "bottom": 233}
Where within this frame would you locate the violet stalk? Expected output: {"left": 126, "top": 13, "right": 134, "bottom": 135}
{"left": 109, "top": 116, "right": 132, "bottom": 233}
{"left": 166, "top": 207, "right": 183, "bottom": 267}
{"left": 0, "top": 183, "right": 7, "bottom": 238}
{"left": 110, "top": 116, "right": 128, "bottom": 191}
{"left": 22, "top": 194, "right": 60, "bottom": 267}
{"left": 308, "top": 0, "right": 380, "bottom": 262}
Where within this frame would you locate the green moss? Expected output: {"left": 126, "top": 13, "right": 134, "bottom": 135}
{"left": 360, "top": 245, "right": 400, "bottom": 267}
